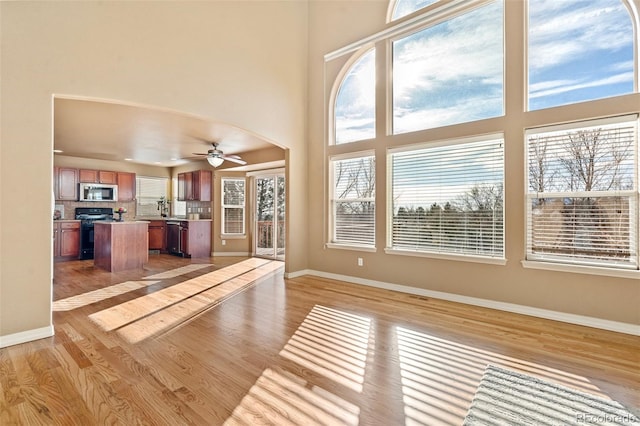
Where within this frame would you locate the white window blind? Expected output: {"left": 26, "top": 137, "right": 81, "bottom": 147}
{"left": 222, "top": 178, "right": 245, "bottom": 235}
{"left": 526, "top": 115, "right": 639, "bottom": 269}
{"left": 389, "top": 137, "right": 504, "bottom": 258}
{"left": 136, "top": 176, "right": 168, "bottom": 217}
{"left": 330, "top": 154, "right": 376, "bottom": 247}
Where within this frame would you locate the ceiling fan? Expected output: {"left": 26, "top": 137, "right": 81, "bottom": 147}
{"left": 192, "top": 142, "right": 247, "bottom": 168}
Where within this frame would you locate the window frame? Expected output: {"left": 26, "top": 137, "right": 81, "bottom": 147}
{"left": 327, "top": 151, "right": 377, "bottom": 252}
{"left": 385, "top": 134, "right": 506, "bottom": 265}
{"left": 523, "top": 114, "right": 640, "bottom": 274}
{"left": 135, "top": 176, "right": 168, "bottom": 217}
{"left": 221, "top": 177, "right": 246, "bottom": 237}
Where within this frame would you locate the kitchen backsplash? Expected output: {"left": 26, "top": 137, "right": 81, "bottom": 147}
{"left": 54, "top": 200, "right": 212, "bottom": 220}
{"left": 185, "top": 201, "right": 212, "bottom": 219}
{"left": 54, "top": 200, "right": 137, "bottom": 220}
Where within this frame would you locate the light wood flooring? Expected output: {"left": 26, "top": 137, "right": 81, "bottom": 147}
{"left": 1, "top": 254, "right": 638, "bottom": 425}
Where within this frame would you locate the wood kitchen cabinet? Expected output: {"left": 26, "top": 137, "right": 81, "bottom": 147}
{"left": 79, "top": 169, "right": 117, "bottom": 184}
{"left": 182, "top": 220, "right": 211, "bottom": 258}
{"left": 117, "top": 172, "right": 136, "bottom": 201}
{"left": 167, "top": 220, "right": 211, "bottom": 258}
{"left": 148, "top": 220, "right": 166, "bottom": 251}
{"left": 54, "top": 220, "right": 80, "bottom": 260}
{"left": 54, "top": 167, "right": 79, "bottom": 201}
{"left": 177, "top": 170, "right": 211, "bottom": 201}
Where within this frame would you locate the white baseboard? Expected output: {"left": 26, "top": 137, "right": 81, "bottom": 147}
{"left": 212, "top": 251, "right": 251, "bottom": 257}
{"left": 0, "top": 325, "right": 54, "bottom": 348}
{"left": 288, "top": 269, "right": 640, "bottom": 336}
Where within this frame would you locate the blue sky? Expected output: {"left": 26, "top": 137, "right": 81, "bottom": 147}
{"left": 528, "top": 0, "right": 634, "bottom": 110}
{"left": 334, "top": 0, "right": 635, "bottom": 142}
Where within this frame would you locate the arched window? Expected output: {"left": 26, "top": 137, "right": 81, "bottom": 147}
{"left": 392, "top": 0, "right": 504, "bottom": 134}
{"left": 528, "top": 0, "right": 636, "bottom": 110}
{"left": 334, "top": 48, "right": 376, "bottom": 145}
{"left": 389, "top": 0, "right": 439, "bottom": 21}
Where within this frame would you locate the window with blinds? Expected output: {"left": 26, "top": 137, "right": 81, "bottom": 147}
{"left": 526, "top": 115, "right": 639, "bottom": 269}
{"left": 330, "top": 154, "right": 376, "bottom": 247}
{"left": 136, "top": 176, "right": 168, "bottom": 217}
{"left": 222, "top": 178, "right": 245, "bottom": 235}
{"left": 388, "top": 136, "right": 504, "bottom": 259}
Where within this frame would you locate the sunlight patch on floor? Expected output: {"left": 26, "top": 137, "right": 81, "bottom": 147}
{"left": 280, "top": 305, "right": 373, "bottom": 393}
{"left": 85, "top": 258, "right": 283, "bottom": 343}
{"left": 52, "top": 280, "right": 160, "bottom": 311}
{"left": 144, "top": 263, "right": 212, "bottom": 280}
{"left": 116, "top": 261, "right": 283, "bottom": 343}
{"left": 224, "top": 367, "right": 360, "bottom": 426}
{"left": 89, "top": 258, "right": 272, "bottom": 331}
{"left": 395, "top": 326, "right": 609, "bottom": 426}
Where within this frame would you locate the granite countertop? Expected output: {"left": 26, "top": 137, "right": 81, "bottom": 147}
{"left": 135, "top": 216, "right": 212, "bottom": 222}
{"left": 94, "top": 220, "right": 150, "bottom": 224}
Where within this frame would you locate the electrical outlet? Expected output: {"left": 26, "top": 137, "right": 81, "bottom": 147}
{"left": 357, "top": 257, "right": 363, "bottom": 266}
{"left": 222, "top": 240, "right": 226, "bottom": 246}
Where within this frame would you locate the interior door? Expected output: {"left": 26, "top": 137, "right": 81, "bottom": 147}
{"left": 254, "top": 173, "right": 285, "bottom": 260}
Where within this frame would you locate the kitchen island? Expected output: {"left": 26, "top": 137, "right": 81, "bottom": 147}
{"left": 94, "top": 221, "right": 149, "bottom": 272}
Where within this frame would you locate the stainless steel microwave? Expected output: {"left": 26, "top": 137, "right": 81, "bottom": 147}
{"left": 78, "top": 183, "right": 118, "bottom": 202}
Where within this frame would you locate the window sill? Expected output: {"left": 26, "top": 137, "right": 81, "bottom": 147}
{"left": 385, "top": 248, "right": 507, "bottom": 265}
{"left": 521, "top": 260, "right": 640, "bottom": 279}
{"left": 221, "top": 234, "right": 246, "bottom": 240}
{"left": 326, "top": 243, "right": 377, "bottom": 253}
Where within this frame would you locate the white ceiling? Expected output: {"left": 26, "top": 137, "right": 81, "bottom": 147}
{"left": 53, "top": 97, "right": 278, "bottom": 168}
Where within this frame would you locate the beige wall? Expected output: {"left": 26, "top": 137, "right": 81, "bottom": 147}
{"left": 306, "top": 1, "right": 640, "bottom": 326}
{"left": 0, "top": 1, "right": 308, "bottom": 340}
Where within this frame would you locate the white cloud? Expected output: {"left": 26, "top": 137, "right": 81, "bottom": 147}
{"left": 529, "top": 71, "right": 634, "bottom": 99}
{"left": 528, "top": 0, "right": 633, "bottom": 71}
{"left": 393, "top": 2, "right": 503, "bottom": 97}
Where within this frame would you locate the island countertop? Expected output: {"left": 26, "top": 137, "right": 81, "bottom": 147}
{"left": 94, "top": 221, "right": 149, "bottom": 272}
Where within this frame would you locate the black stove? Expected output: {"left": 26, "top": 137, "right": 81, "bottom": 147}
{"left": 75, "top": 207, "right": 114, "bottom": 259}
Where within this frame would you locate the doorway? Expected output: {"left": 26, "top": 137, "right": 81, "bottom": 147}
{"left": 254, "top": 172, "right": 285, "bottom": 260}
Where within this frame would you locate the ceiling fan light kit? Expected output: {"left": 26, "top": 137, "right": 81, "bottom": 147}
{"left": 193, "top": 142, "right": 247, "bottom": 168}
{"left": 207, "top": 156, "right": 224, "bottom": 168}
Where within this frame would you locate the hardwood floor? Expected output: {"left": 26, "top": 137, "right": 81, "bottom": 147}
{"left": 1, "top": 254, "right": 638, "bottom": 425}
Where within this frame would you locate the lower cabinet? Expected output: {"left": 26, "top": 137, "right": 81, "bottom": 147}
{"left": 148, "top": 220, "right": 167, "bottom": 251}
{"left": 54, "top": 221, "right": 80, "bottom": 260}
{"left": 180, "top": 221, "right": 211, "bottom": 258}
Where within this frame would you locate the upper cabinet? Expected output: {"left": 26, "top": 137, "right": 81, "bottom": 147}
{"left": 54, "top": 167, "right": 78, "bottom": 201}
{"left": 177, "top": 170, "right": 211, "bottom": 201}
{"left": 79, "top": 169, "right": 117, "bottom": 184}
{"left": 117, "top": 172, "right": 136, "bottom": 201}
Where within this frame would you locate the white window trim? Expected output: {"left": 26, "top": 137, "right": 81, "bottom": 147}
{"left": 328, "top": 150, "right": 377, "bottom": 249}
{"left": 221, "top": 177, "right": 246, "bottom": 237}
{"left": 385, "top": 247, "right": 507, "bottom": 265}
{"left": 386, "top": 133, "right": 506, "bottom": 261}
{"left": 521, "top": 260, "right": 640, "bottom": 280}
{"left": 523, "top": 115, "right": 639, "bottom": 272}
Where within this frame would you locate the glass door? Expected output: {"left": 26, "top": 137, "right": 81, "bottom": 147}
{"left": 254, "top": 173, "right": 285, "bottom": 260}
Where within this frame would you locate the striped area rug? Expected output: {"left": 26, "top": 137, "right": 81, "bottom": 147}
{"left": 464, "top": 365, "right": 639, "bottom": 425}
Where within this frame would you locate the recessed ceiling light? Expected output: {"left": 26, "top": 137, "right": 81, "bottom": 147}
{"left": 53, "top": 149, "right": 63, "bottom": 153}
{"left": 124, "top": 158, "right": 133, "bottom": 161}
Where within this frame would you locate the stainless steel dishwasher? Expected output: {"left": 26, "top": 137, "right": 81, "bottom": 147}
{"left": 166, "top": 221, "right": 182, "bottom": 256}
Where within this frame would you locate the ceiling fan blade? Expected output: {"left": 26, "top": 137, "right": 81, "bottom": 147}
{"left": 222, "top": 156, "right": 247, "bottom": 165}
{"left": 192, "top": 152, "right": 208, "bottom": 156}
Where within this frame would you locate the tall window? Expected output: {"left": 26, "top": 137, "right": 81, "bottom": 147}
{"left": 390, "top": 0, "right": 439, "bottom": 21}
{"left": 330, "top": 154, "right": 376, "bottom": 247}
{"left": 136, "top": 176, "right": 168, "bottom": 217}
{"left": 388, "top": 137, "right": 504, "bottom": 259}
{"left": 526, "top": 116, "right": 639, "bottom": 269}
{"left": 528, "top": 0, "right": 635, "bottom": 110}
{"left": 392, "top": 0, "right": 503, "bottom": 134}
{"left": 222, "top": 178, "right": 245, "bottom": 235}
{"left": 334, "top": 48, "right": 376, "bottom": 144}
